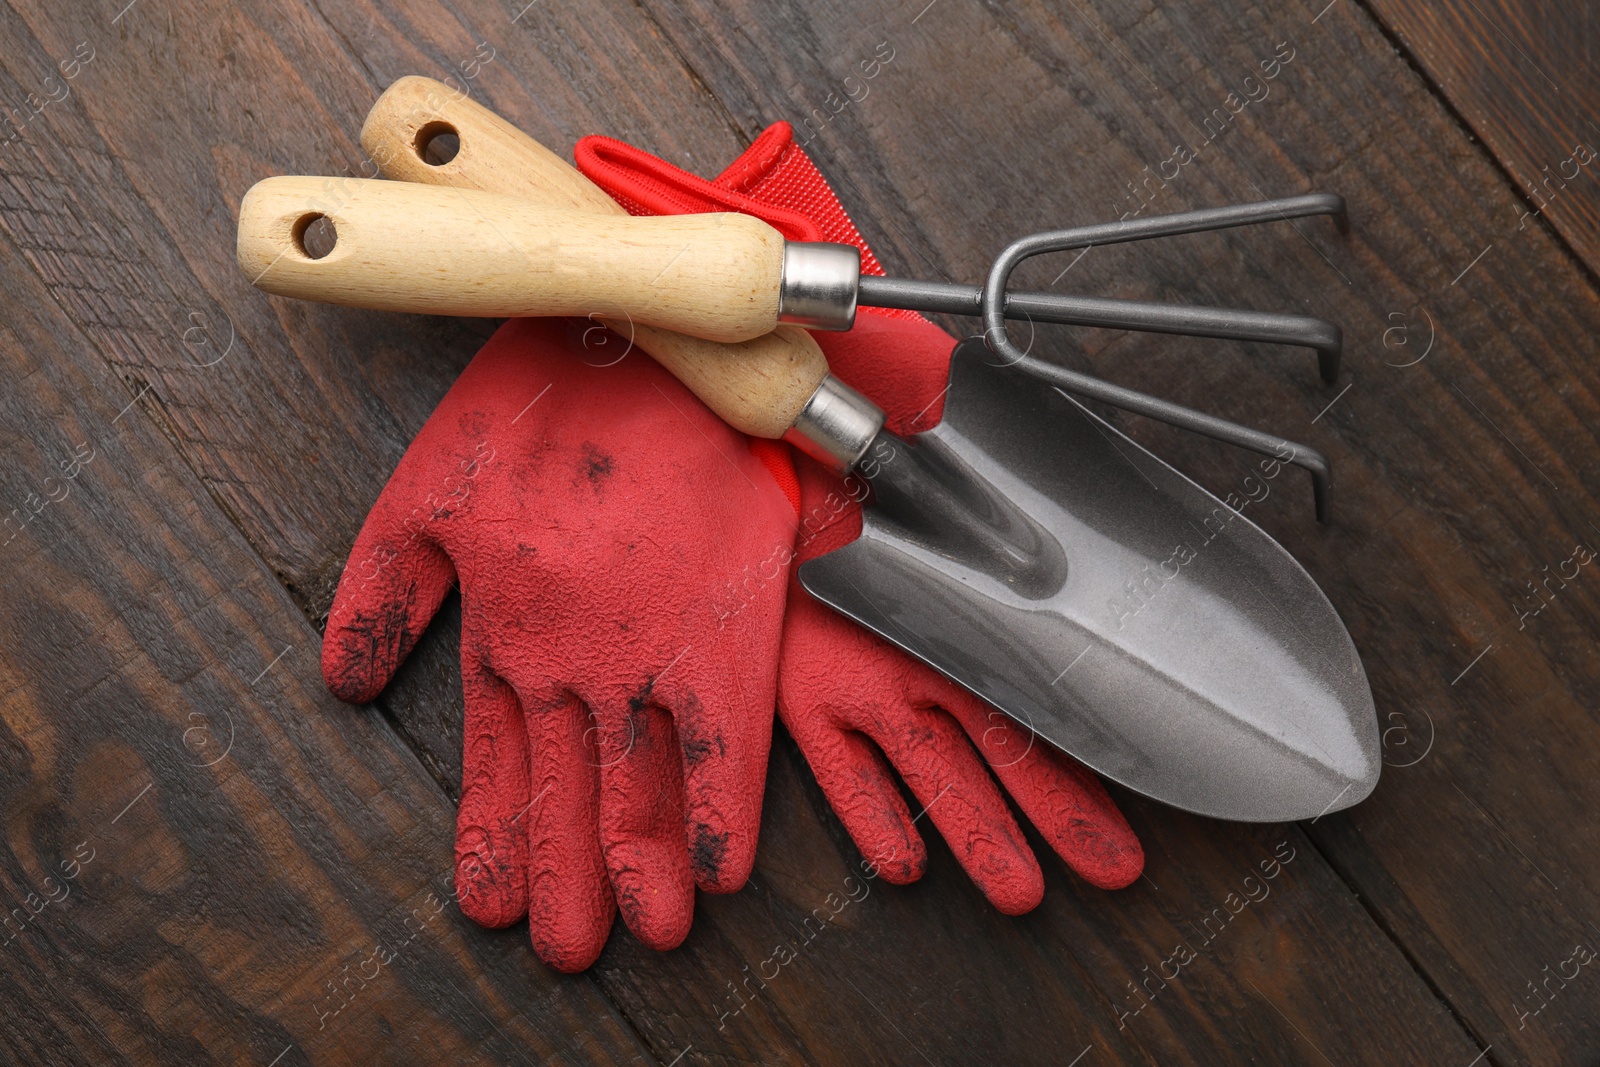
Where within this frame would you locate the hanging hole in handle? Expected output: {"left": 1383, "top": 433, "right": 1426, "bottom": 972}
{"left": 292, "top": 213, "right": 337, "bottom": 260}
{"left": 414, "top": 120, "right": 461, "bottom": 166}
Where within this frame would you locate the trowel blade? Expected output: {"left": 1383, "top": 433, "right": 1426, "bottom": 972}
{"left": 798, "top": 339, "right": 1379, "bottom": 822}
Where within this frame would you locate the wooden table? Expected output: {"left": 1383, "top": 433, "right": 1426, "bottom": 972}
{"left": 1, "top": 1, "right": 1596, "bottom": 1063}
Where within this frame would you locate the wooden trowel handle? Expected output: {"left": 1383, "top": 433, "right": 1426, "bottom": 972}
{"left": 353, "top": 76, "right": 877, "bottom": 468}
{"left": 361, "top": 75, "right": 627, "bottom": 216}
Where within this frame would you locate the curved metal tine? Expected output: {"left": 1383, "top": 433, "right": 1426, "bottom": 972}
{"left": 1000, "top": 349, "right": 1332, "bottom": 523}
{"left": 1003, "top": 290, "right": 1342, "bottom": 384}
{"left": 858, "top": 275, "right": 1343, "bottom": 382}
{"left": 1020, "top": 193, "right": 1348, "bottom": 250}
{"left": 978, "top": 193, "right": 1348, "bottom": 382}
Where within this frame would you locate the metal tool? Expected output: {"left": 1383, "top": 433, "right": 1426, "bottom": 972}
{"left": 801, "top": 341, "right": 1375, "bottom": 822}
{"left": 779, "top": 199, "right": 1344, "bottom": 368}
{"left": 790, "top": 194, "right": 1348, "bottom": 521}
{"left": 236, "top": 77, "right": 1380, "bottom": 821}
{"left": 972, "top": 199, "right": 1344, "bottom": 521}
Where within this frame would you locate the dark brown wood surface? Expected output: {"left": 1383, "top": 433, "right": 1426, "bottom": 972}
{"left": 0, "top": 0, "right": 1595, "bottom": 1063}
{"left": 1364, "top": 0, "right": 1600, "bottom": 279}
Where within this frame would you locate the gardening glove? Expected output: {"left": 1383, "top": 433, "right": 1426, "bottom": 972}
{"left": 577, "top": 124, "right": 1144, "bottom": 913}
{"left": 321, "top": 316, "right": 799, "bottom": 971}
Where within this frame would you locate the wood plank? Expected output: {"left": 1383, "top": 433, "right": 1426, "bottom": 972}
{"left": 631, "top": 0, "right": 1600, "bottom": 1062}
{"left": 0, "top": 166, "right": 647, "bottom": 1063}
{"left": 0, "top": 0, "right": 748, "bottom": 799}
{"left": 0, "top": 0, "right": 1560, "bottom": 1062}
{"left": 0, "top": 0, "right": 1496, "bottom": 1064}
{"left": 1361, "top": 0, "right": 1600, "bottom": 278}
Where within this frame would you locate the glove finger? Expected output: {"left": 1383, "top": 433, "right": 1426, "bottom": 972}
{"left": 522, "top": 688, "right": 614, "bottom": 973}
{"left": 321, "top": 503, "right": 457, "bottom": 704}
{"left": 867, "top": 701, "right": 1045, "bottom": 915}
{"left": 779, "top": 707, "right": 925, "bottom": 885}
{"left": 672, "top": 675, "right": 776, "bottom": 896}
{"left": 939, "top": 686, "right": 1144, "bottom": 890}
{"left": 593, "top": 696, "right": 694, "bottom": 951}
{"left": 454, "top": 656, "right": 530, "bottom": 929}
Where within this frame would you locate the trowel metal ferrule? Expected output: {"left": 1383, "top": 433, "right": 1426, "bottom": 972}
{"left": 783, "top": 377, "right": 1065, "bottom": 598}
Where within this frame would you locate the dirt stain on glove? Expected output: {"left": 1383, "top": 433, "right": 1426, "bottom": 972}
{"left": 690, "top": 822, "right": 729, "bottom": 883}
{"left": 581, "top": 443, "right": 615, "bottom": 487}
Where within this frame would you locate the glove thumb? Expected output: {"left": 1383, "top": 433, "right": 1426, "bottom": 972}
{"left": 322, "top": 496, "right": 458, "bottom": 704}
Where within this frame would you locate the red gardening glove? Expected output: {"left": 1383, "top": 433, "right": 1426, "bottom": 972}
{"left": 578, "top": 125, "right": 1144, "bottom": 912}
{"left": 322, "top": 317, "right": 798, "bottom": 971}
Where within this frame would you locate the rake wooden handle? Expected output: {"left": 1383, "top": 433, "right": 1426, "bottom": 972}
{"left": 238, "top": 177, "right": 781, "bottom": 338}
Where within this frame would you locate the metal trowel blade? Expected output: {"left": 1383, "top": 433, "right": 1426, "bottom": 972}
{"left": 798, "top": 339, "right": 1380, "bottom": 822}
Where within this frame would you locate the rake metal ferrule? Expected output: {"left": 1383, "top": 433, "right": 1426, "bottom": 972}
{"left": 778, "top": 241, "right": 860, "bottom": 330}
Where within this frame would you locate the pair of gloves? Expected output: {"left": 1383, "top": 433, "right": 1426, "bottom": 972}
{"left": 321, "top": 122, "right": 1143, "bottom": 972}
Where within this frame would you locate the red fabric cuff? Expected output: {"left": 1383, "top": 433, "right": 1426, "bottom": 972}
{"left": 574, "top": 121, "right": 909, "bottom": 301}
{"left": 748, "top": 438, "right": 802, "bottom": 517}
{"left": 574, "top": 131, "right": 826, "bottom": 243}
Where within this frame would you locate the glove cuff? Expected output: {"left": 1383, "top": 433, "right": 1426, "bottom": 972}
{"left": 575, "top": 124, "right": 946, "bottom": 548}
{"left": 709, "top": 124, "right": 894, "bottom": 287}
{"left": 574, "top": 131, "right": 826, "bottom": 243}
{"left": 749, "top": 438, "right": 802, "bottom": 517}
{"left": 575, "top": 122, "right": 915, "bottom": 314}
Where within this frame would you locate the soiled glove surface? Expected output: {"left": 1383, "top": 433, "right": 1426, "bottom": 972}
{"left": 578, "top": 124, "right": 1144, "bottom": 912}
{"left": 322, "top": 317, "right": 797, "bottom": 970}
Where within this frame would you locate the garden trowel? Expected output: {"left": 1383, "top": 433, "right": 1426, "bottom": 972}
{"left": 234, "top": 77, "right": 1379, "bottom": 822}
{"left": 804, "top": 340, "right": 1377, "bottom": 822}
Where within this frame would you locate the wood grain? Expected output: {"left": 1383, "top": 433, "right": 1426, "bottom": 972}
{"left": 0, "top": 154, "right": 647, "bottom": 1063}
{"left": 0, "top": 0, "right": 1595, "bottom": 1062}
{"left": 1363, "top": 0, "right": 1600, "bottom": 279}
